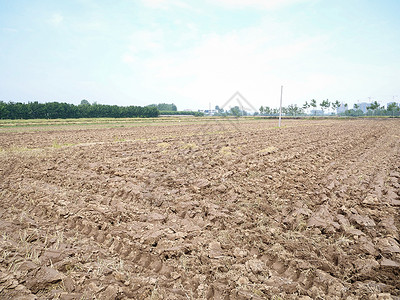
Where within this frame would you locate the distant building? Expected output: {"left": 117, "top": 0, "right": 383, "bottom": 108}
{"left": 358, "top": 102, "right": 371, "bottom": 114}
{"left": 337, "top": 103, "right": 347, "bottom": 114}
{"left": 310, "top": 109, "right": 324, "bottom": 116}
{"left": 198, "top": 109, "right": 217, "bottom": 115}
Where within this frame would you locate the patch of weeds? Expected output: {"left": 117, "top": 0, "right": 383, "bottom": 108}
{"left": 1, "top": 249, "right": 11, "bottom": 261}
{"left": 218, "top": 230, "right": 233, "bottom": 246}
{"left": 271, "top": 295, "right": 285, "bottom": 300}
{"left": 25, "top": 248, "right": 40, "bottom": 264}
{"left": 51, "top": 141, "right": 75, "bottom": 148}
{"left": 247, "top": 171, "right": 260, "bottom": 178}
{"left": 294, "top": 217, "right": 307, "bottom": 232}
{"left": 180, "top": 142, "right": 198, "bottom": 150}
{"left": 157, "top": 142, "right": 170, "bottom": 148}
{"left": 272, "top": 126, "right": 281, "bottom": 129}
{"left": 63, "top": 143, "right": 76, "bottom": 147}
{"left": 94, "top": 258, "right": 125, "bottom": 277}
{"left": 252, "top": 287, "right": 265, "bottom": 297}
{"left": 150, "top": 284, "right": 161, "bottom": 300}
{"left": 43, "top": 230, "right": 64, "bottom": 250}
{"left": 259, "top": 146, "right": 277, "bottom": 154}
{"left": 335, "top": 234, "right": 352, "bottom": 247}
{"left": 19, "top": 229, "right": 38, "bottom": 245}
{"left": 53, "top": 231, "right": 64, "bottom": 250}
{"left": 219, "top": 146, "right": 233, "bottom": 156}
{"left": 35, "top": 281, "right": 65, "bottom": 297}
{"left": 7, "top": 146, "right": 31, "bottom": 153}
{"left": 52, "top": 141, "right": 62, "bottom": 148}
{"left": 113, "top": 136, "right": 126, "bottom": 142}
{"left": 179, "top": 254, "right": 190, "bottom": 272}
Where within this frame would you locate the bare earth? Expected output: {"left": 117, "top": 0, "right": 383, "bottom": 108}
{"left": 0, "top": 118, "right": 399, "bottom": 299}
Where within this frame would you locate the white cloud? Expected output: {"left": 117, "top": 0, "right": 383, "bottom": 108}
{"left": 128, "top": 29, "right": 165, "bottom": 54}
{"left": 119, "top": 3, "right": 391, "bottom": 110}
{"left": 209, "top": 0, "right": 315, "bottom": 10}
{"left": 2, "top": 27, "right": 18, "bottom": 33}
{"left": 141, "top": 0, "right": 166, "bottom": 9}
{"left": 49, "top": 13, "right": 63, "bottom": 26}
{"left": 141, "top": 0, "right": 193, "bottom": 10}
{"left": 122, "top": 54, "right": 136, "bottom": 64}
{"left": 141, "top": 0, "right": 313, "bottom": 10}
{"left": 121, "top": 21, "right": 330, "bottom": 109}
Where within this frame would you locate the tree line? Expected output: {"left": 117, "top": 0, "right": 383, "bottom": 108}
{"left": 339, "top": 101, "right": 400, "bottom": 117}
{"left": 146, "top": 103, "right": 205, "bottom": 115}
{"left": 0, "top": 100, "right": 159, "bottom": 119}
{"left": 258, "top": 99, "right": 400, "bottom": 117}
{"left": 213, "top": 105, "right": 306, "bottom": 117}
{"left": 159, "top": 111, "right": 204, "bottom": 116}
{"left": 258, "top": 104, "right": 305, "bottom": 116}
{"left": 301, "top": 99, "right": 400, "bottom": 116}
{"left": 213, "top": 106, "right": 256, "bottom": 116}
{"left": 147, "top": 103, "right": 177, "bottom": 111}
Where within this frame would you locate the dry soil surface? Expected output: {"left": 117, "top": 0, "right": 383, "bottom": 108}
{"left": 0, "top": 118, "right": 399, "bottom": 299}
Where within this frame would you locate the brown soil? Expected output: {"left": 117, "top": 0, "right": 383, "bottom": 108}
{"left": 0, "top": 118, "right": 399, "bottom": 299}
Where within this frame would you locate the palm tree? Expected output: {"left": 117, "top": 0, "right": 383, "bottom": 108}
{"left": 303, "top": 101, "right": 310, "bottom": 115}
{"left": 320, "top": 99, "right": 330, "bottom": 115}
{"left": 331, "top": 100, "right": 341, "bottom": 115}
{"left": 310, "top": 99, "right": 317, "bottom": 115}
{"left": 387, "top": 102, "right": 400, "bottom": 117}
{"left": 367, "top": 101, "right": 380, "bottom": 116}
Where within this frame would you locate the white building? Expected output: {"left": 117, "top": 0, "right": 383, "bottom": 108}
{"left": 358, "top": 102, "right": 371, "bottom": 114}
{"left": 337, "top": 103, "right": 347, "bottom": 114}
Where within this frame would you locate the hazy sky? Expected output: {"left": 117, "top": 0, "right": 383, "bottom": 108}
{"left": 1, "top": 0, "right": 399, "bottom": 111}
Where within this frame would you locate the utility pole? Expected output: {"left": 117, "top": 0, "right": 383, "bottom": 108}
{"left": 279, "top": 85, "right": 283, "bottom": 128}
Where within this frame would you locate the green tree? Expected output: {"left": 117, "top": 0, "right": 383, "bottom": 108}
{"left": 320, "top": 99, "right": 330, "bottom": 115}
{"left": 229, "top": 106, "right": 241, "bottom": 117}
{"left": 344, "top": 109, "right": 363, "bottom": 117}
{"left": 286, "top": 104, "right": 302, "bottom": 116}
{"left": 80, "top": 99, "right": 90, "bottom": 105}
{"left": 310, "top": 99, "right": 317, "bottom": 115}
{"left": 367, "top": 101, "right": 380, "bottom": 110}
{"left": 155, "top": 103, "right": 177, "bottom": 111}
{"left": 214, "top": 105, "right": 224, "bottom": 116}
{"left": 387, "top": 102, "right": 400, "bottom": 117}
{"left": 303, "top": 101, "right": 310, "bottom": 114}
{"left": 331, "top": 100, "right": 340, "bottom": 115}
{"left": 259, "top": 106, "right": 264, "bottom": 115}
{"left": 0, "top": 101, "right": 10, "bottom": 119}
{"left": 367, "top": 101, "right": 380, "bottom": 116}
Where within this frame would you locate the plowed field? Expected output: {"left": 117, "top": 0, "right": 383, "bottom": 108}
{"left": 1, "top": 118, "right": 399, "bottom": 299}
